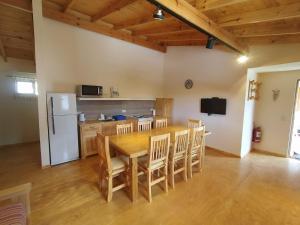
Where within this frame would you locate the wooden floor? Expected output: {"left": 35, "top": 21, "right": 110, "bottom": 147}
{"left": 1, "top": 143, "right": 300, "bottom": 225}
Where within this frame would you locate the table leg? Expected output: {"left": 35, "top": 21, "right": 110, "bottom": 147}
{"left": 129, "top": 157, "right": 138, "bottom": 202}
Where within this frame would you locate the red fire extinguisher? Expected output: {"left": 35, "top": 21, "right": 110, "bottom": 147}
{"left": 252, "top": 127, "right": 262, "bottom": 143}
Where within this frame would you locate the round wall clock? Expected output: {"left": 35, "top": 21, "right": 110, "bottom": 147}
{"left": 185, "top": 79, "right": 193, "bottom": 89}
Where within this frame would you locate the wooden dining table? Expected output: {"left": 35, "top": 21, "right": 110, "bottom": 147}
{"left": 109, "top": 125, "right": 211, "bottom": 202}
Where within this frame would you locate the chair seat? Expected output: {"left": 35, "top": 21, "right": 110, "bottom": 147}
{"left": 139, "top": 158, "right": 165, "bottom": 171}
{"left": 111, "top": 156, "right": 128, "bottom": 172}
{"left": 118, "top": 155, "right": 129, "bottom": 164}
{"left": 0, "top": 203, "right": 26, "bottom": 225}
{"left": 173, "top": 153, "right": 185, "bottom": 161}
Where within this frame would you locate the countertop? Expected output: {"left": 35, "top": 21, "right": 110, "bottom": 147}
{"left": 78, "top": 118, "right": 136, "bottom": 127}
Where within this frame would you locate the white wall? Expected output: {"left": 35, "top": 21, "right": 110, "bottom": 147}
{"left": 253, "top": 70, "right": 300, "bottom": 156}
{"left": 163, "top": 44, "right": 300, "bottom": 157}
{"left": 0, "top": 58, "right": 38, "bottom": 146}
{"left": 32, "top": 0, "right": 165, "bottom": 166}
{"left": 163, "top": 46, "right": 247, "bottom": 156}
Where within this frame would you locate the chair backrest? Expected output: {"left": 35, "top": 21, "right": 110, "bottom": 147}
{"left": 155, "top": 118, "right": 168, "bottom": 128}
{"left": 187, "top": 119, "right": 202, "bottom": 128}
{"left": 148, "top": 133, "right": 170, "bottom": 167}
{"left": 190, "top": 126, "right": 205, "bottom": 150}
{"left": 116, "top": 123, "right": 133, "bottom": 135}
{"left": 97, "top": 133, "right": 112, "bottom": 172}
{"left": 171, "top": 129, "right": 190, "bottom": 159}
{"left": 138, "top": 121, "right": 152, "bottom": 132}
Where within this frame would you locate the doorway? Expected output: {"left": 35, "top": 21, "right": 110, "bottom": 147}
{"left": 289, "top": 80, "right": 300, "bottom": 159}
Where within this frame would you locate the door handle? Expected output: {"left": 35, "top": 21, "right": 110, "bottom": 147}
{"left": 51, "top": 97, "right": 55, "bottom": 135}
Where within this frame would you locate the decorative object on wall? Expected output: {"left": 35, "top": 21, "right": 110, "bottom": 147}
{"left": 184, "top": 79, "right": 193, "bottom": 89}
{"left": 110, "top": 87, "right": 119, "bottom": 98}
{"left": 248, "top": 80, "right": 261, "bottom": 100}
{"left": 272, "top": 89, "right": 280, "bottom": 101}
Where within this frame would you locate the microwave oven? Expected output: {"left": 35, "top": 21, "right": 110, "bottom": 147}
{"left": 77, "top": 85, "right": 103, "bottom": 97}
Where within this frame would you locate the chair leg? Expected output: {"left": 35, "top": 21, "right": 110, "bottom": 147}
{"left": 183, "top": 158, "right": 188, "bottom": 182}
{"left": 164, "top": 166, "right": 168, "bottom": 193}
{"left": 201, "top": 146, "right": 205, "bottom": 171}
{"left": 107, "top": 176, "right": 113, "bottom": 202}
{"left": 197, "top": 153, "right": 202, "bottom": 172}
{"left": 188, "top": 155, "right": 192, "bottom": 179}
{"left": 147, "top": 170, "right": 152, "bottom": 203}
{"left": 169, "top": 162, "right": 175, "bottom": 189}
{"left": 98, "top": 165, "right": 103, "bottom": 192}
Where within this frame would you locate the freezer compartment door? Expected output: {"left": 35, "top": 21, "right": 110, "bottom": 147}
{"left": 47, "top": 93, "right": 77, "bottom": 116}
{"left": 48, "top": 114, "right": 79, "bottom": 165}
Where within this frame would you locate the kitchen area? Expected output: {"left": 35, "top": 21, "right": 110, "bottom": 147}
{"left": 47, "top": 85, "right": 173, "bottom": 165}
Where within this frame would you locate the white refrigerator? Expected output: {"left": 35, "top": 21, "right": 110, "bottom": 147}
{"left": 47, "top": 93, "right": 79, "bottom": 165}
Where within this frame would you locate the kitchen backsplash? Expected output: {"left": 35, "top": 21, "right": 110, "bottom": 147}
{"left": 77, "top": 100, "right": 155, "bottom": 120}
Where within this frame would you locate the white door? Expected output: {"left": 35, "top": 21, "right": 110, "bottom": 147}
{"left": 289, "top": 80, "right": 300, "bottom": 157}
{"left": 290, "top": 112, "right": 300, "bottom": 156}
{"left": 47, "top": 93, "right": 77, "bottom": 116}
{"left": 48, "top": 114, "right": 79, "bottom": 165}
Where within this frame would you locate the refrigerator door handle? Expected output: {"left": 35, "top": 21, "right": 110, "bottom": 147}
{"left": 51, "top": 97, "right": 55, "bottom": 135}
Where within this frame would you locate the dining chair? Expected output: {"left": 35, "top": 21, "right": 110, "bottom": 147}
{"left": 187, "top": 119, "right": 202, "bottom": 128}
{"left": 96, "top": 133, "right": 129, "bottom": 202}
{"left": 155, "top": 118, "right": 168, "bottom": 128}
{"left": 138, "top": 120, "right": 152, "bottom": 132}
{"left": 116, "top": 123, "right": 133, "bottom": 135}
{"left": 169, "top": 129, "right": 190, "bottom": 188}
{"left": 188, "top": 126, "right": 205, "bottom": 178}
{"left": 138, "top": 133, "right": 170, "bottom": 203}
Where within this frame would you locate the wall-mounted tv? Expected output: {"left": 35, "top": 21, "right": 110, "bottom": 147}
{"left": 201, "top": 97, "right": 227, "bottom": 115}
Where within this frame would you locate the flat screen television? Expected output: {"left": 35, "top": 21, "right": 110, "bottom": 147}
{"left": 201, "top": 97, "right": 227, "bottom": 115}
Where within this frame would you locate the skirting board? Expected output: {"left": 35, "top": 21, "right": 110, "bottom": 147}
{"left": 0, "top": 141, "right": 39, "bottom": 149}
{"left": 251, "top": 148, "right": 287, "bottom": 158}
{"left": 206, "top": 146, "right": 240, "bottom": 158}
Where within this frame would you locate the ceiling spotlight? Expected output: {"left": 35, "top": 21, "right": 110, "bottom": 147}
{"left": 237, "top": 55, "right": 249, "bottom": 63}
{"left": 206, "top": 36, "right": 216, "bottom": 49}
{"left": 153, "top": 7, "right": 165, "bottom": 20}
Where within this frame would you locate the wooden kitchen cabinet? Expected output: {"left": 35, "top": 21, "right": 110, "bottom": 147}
{"left": 79, "top": 123, "right": 102, "bottom": 159}
{"left": 155, "top": 98, "right": 174, "bottom": 125}
{"left": 79, "top": 120, "right": 137, "bottom": 159}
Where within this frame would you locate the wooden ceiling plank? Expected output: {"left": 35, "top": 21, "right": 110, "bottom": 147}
{"left": 241, "top": 34, "right": 300, "bottom": 45}
{"left": 160, "top": 39, "right": 207, "bottom": 46}
{"left": 92, "top": 0, "right": 138, "bottom": 23}
{"left": 145, "top": 28, "right": 194, "bottom": 36}
{"left": 218, "top": 2, "right": 300, "bottom": 27}
{"left": 5, "top": 47, "right": 34, "bottom": 60}
{"left": 115, "top": 14, "right": 172, "bottom": 30}
{"left": 43, "top": 4, "right": 166, "bottom": 53}
{"left": 147, "top": 0, "right": 248, "bottom": 53}
{"left": 0, "top": 37, "right": 7, "bottom": 62}
{"left": 2, "top": 36, "right": 33, "bottom": 51}
{"left": 132, "top": 21, "right": 191, "bottom": 36}
{"left": 0, "top": 0, "right": 32, "bottom": 13}
{"left": 196, "top": 0, "right": 248, "bottom": 12}
{"left": 63, "top": 0, "right": 77, "bottom": 13}
{"left": 228, "top": 20, "right": 300, "bottom": 38}
{"left": 147, "top": 30, "right": 206, "bottom": 41}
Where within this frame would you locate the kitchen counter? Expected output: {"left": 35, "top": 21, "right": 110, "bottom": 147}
{"left": 78, "top": 118, "right": 136, "bottom": 127}
{"left": 79, "top": 118, "right": 137, "bottom": 159}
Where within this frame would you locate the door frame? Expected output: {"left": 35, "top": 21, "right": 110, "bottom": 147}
{"left": 288, "top": 79, "right": 300, "bottom": 157}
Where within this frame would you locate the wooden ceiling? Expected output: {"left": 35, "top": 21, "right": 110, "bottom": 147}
{"left": 1, "top": 0, "right": 300, "bottom": 61}
{"left": 0, "top": 0, "right": 34, "bottom": 61}
{"left": 42, "top": 0, "right": 300, "bottom": 53}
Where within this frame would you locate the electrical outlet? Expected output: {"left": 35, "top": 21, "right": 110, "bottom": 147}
{"left": 122, "top": 109, "right": 127, "bottom": 113}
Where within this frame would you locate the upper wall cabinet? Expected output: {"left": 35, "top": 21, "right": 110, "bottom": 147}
{"left": 155, "top": 98, "right": 174, "bottom": 125}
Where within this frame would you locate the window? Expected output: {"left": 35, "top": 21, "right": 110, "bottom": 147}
{"left": 15, "top": 76, "right": 38, "bottom": 96}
